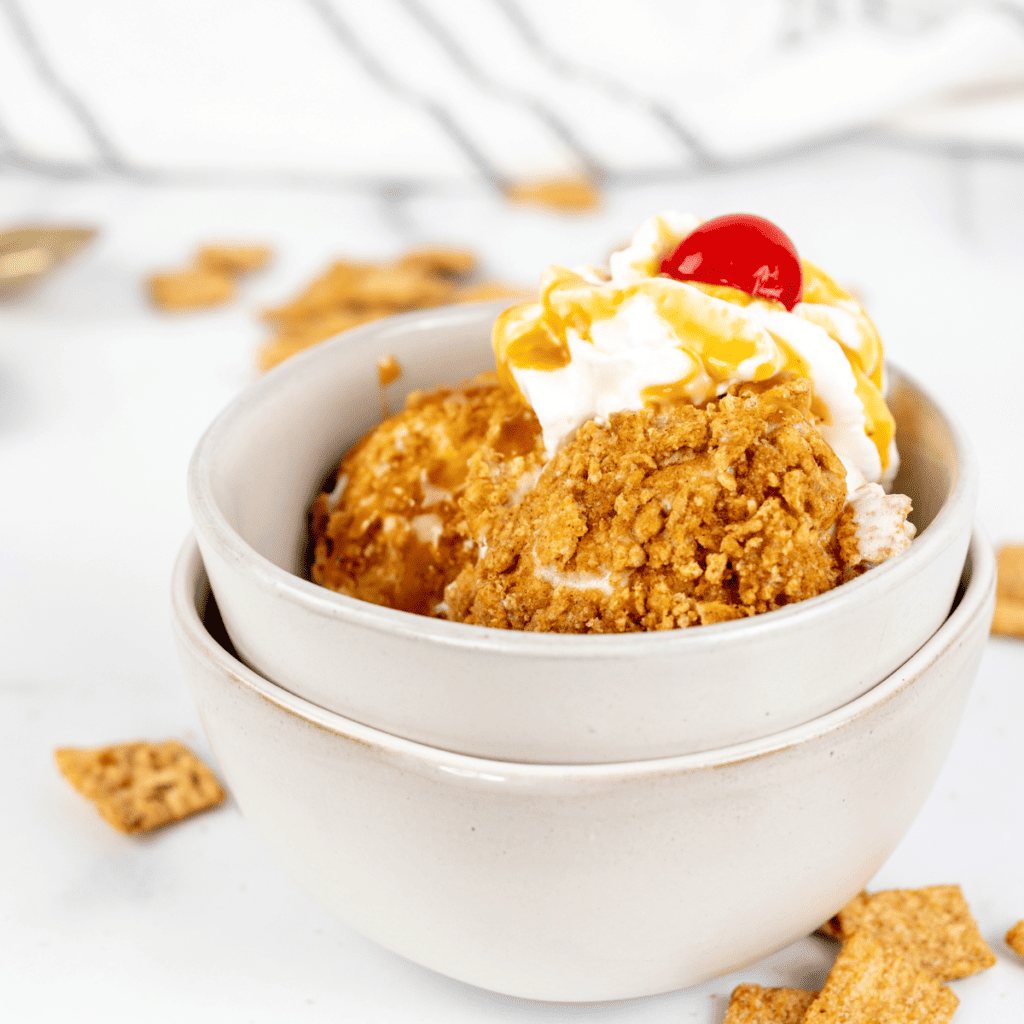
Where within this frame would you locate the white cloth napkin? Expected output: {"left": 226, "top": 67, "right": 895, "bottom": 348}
{"left": 1, "top": 0, "right": 1022, "bottom": 182}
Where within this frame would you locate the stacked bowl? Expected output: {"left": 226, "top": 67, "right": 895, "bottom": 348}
{"left": 174, "top": 303, "right": 994, "bottom": 1001}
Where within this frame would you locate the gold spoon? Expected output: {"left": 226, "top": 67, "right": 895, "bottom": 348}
{"left": 0, "top": 225, "right": 97, "bottom": 301}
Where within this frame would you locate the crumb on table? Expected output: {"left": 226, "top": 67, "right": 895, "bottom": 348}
{"left": 505, "top": 175, "right": 602, "bottom": 213}
{"left": 55, "top": 740, "right": 225, "bottom": 834}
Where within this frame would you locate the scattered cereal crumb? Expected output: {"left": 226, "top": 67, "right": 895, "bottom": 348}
{"left": 993, "top": 598, "right": 1024, "bottom": 638}
{"left": 815, "top": 894, "right": 867, "bottom": 940}
{"left": 257, "top": 246, "right": 530, "bottom": 371}
{"left": 55, "top": 740, "right": 225, "bottom": 834}
{"left": 804, "top": 931, "right": 957, "bottom": 1023}
{"left": 148, "top": 240, "right": 272, "bottom": 312}
{"left": 196, "top": 243, "right": 273, "bottom": 275}
{"left": 1007, "top": 920, "right": 1024, "bottom": 959}
{"left": 147, "top": 268, "right": 234, "bottom": 311}
{"left": 824, "top": 884, "right": 996, "bottom": 981}
{"left": 993, "top": 545, "right": 1024, "bottom": 638}
{"left": 396, "top": 245, "right": 476, "bottom": 279}
{"left": 377, "top": 353, "right": 402, "bottom": 387}
{"left": 723, "top": 983, "right": 816, "bottom": 1023}
{"left": 256, "top": 309, "right": 386, "bottom": 372}
{"left": 506, "top": 175, "right": 601, "bottom": 213}
{"left": 997, "top": 545, "right": 1024, "bottom": 602}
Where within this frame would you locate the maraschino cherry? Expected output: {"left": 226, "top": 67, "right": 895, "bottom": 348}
{"left": 659, "top": 213, "right": 803, "bottom": 310}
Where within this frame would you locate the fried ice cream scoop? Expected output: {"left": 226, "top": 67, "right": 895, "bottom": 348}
{"left": 309, "top": 375, "right": 543, "bottom": 617}
{"left": 309, "top": 210, "right": 917, "bottom": 633}
{"left": 445, "top": 378, "right": 850, "bottom": 632}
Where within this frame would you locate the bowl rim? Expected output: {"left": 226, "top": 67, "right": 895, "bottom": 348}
{"left": 172, "top": 526, "right": 994, "bottom": 777}
{"left": 188, "top": 301, "right": 979, "bottom": 658}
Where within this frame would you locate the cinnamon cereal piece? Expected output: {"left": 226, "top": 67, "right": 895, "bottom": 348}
{"left": 723, "top": 984, "right": 817, "bottom": 1023}
{"left": 260, "top": 259, "right": 376, "bottom": 327}
{"left": 197, "top": 243, "right": 272, "bottom": 274}
{"left": 147, "top": 268, "right": 234, "bottom": 311}
{"left": 825, "top": 885, "right": 995, "bottom": 981}
{"left": 376, "top": 353, "right": 402, "bottom": 387}
{"left": 805, "top": 931, "right": 957, "bottom": 1023}
{"left": 257, "top": 248, "right": 483, "bottom": 369}
{"left": 55, "top": 741, "right": 225, "bottom": 834}
{"left": 256, "top": 309, "right": 386, "bottom": 372}
{"left": 256, "top": 243, "right": 528, "bottom": 370}
{"left": 396, "top": 245, "right": 476, "bottom": 279}
{"left": 993, "top": 598, "right": 1024, "bottom": 638}
{"left": 816, "top": 890, "right": 870, "bottom": 940}
{"left": 993, "top": 545, "right": 1024, "bottom": 638}
{"left": 997, "top": 545, "right": 1024, "bottom": 602}
{"left": 1006, "top": 920, "right": 1024, "bottom": 960}
{"left": 353, "top": 266, "right": 456, "bottom": 310}
{"left": 506, "top": 175, "right": 601, "bottom": 213}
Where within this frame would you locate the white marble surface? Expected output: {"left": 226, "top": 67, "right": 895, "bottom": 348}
{"left": 2, "top": 144, "right": 1023, "bottom": 1020}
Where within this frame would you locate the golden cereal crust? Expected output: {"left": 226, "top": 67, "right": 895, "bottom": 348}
{"left": 723, "top": 984, "right": 817, "bottom": 1023}
{"left": 55, "top": 740, "right": 225, "bottom": 834}
{"left": 446, "top": 379, "right": 849, "bottom": 632}
{"left": 804, "top": 931, "right": 957, "bottom": 1024}
{"left": 828, "top": 885, "right": 996, "bottom": 981}
{"left": 309, "top": 375, "right": 540, "bottom": 617}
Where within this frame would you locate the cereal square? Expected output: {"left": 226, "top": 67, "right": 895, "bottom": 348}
{"left": 197, "top": 243, "right": 272, "bottom": 274}
{"left": 148, "top": 268, "right": 234, "bottom": 311}
{"left": 55, "top": 740, "right": 225, "bottom": 834}
{"left": 827, "top": 885, "right": 995, "bottom": 981}
{"left": 992, "top": 597, "right": 1024, "bottom": 639}
{"left": 396, "top": 245, "right": 476, "bottom": 279}
{"left": 723, "top": 983, "right": 817, "bottom": 1023}
{"left": 816, "top": 892, "right": 868, "bottom": 940}
{"left": 804, "top": 931, "right": 957, "bottom": 1023}
{"left": 997, "top": 545, "right": 1024, "bottom": 603}
{"left": 506, "top": 175, "right": 601, "bottom": 213}
{"left": 1006, "top": 920, "right": 1024, "bottom": 960}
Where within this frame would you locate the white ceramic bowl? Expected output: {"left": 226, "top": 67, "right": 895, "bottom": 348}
{"left": 172, "top": 530, "right": 994, "bottom": 1001}
{"left": 188, "top": 303, "right": 977, "bottom": 763}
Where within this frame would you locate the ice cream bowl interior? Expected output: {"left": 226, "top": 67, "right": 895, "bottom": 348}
{"left": 172, "top": 529, "right": 995, "bottom": 1002}
{"left": 188, "top": 301, "right": 977, "bottom": 764}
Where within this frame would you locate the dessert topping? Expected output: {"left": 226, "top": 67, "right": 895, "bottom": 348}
{"left": 659, "top": 213, "right": 803, "bottom": 311}
{"left": 495, "top": 211, "right": 896, "bottom": 494}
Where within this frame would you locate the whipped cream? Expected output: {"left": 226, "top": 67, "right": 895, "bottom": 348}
{"left": 495, "top": 211, "right": 898, "bottom": 496}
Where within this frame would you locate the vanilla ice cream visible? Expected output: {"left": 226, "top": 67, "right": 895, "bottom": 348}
{"left": 843, "top": 475, "right": 916, "bottom": 566}
{"left": 494, "top": 211, "right": 897, "bottom": 495}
